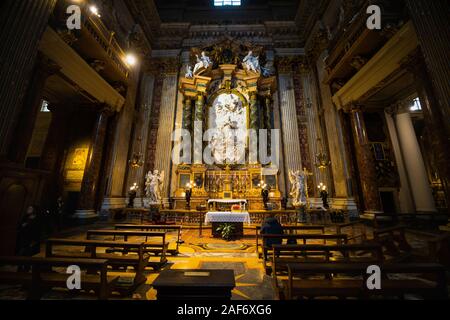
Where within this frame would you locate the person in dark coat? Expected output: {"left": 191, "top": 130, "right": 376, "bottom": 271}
{"left": 260, "top": 216, "right": 284, "bottom": 258}
{"left": 16, "top": 206, "right": 42, "bottom": 257}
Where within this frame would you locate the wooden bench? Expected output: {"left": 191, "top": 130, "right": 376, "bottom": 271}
{"left": 336, "top": 221, "right": 367, "bottom": 243}
{"left": 285, "top": 262, "right": 447, "bottom": 300}
{"left": 270, "top": 243, "right": 384, "bottom": 299}
{"left": 86, "top": 230, "right": 168, "bottom": 267}
{"left": 255, "top": 225, "right": 326, "bottom": 258}
{"left": 260, "top": 234, "right": 349, "bottom": 274}
{"left": 45, "top": 239, "right": 149, "bottom": 287}
{"left": 114, "top": 224, "right": 182, "bottom": 255}
{"left": 373, "top": 225, "right": 413, "bottom": 262}
{"left": 0, "top": 256, "right": 118, "bottom": 300}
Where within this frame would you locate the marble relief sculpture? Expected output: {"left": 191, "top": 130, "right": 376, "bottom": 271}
{"left": 209, "top": 93, "right": 247, "bottom": 164}
{"left": 193, "top": 51, "right": 212, "bottom": 75}
{"left": 289, "top": 170, "right": 307, "bottom": 206}
{"left": 145, "top": 170, "right": 164, "bottom": 204}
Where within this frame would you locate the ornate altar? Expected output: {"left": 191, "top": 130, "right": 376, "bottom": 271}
{"left": 173, "top": 42, "right": 280, "bottom": 210}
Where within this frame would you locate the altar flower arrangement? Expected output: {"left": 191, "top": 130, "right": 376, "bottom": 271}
{"left": 231, "top": 204, "right": 241, "bottom": 212}
{"left": 216, "top": 223, "right": 235, "bottom": 241}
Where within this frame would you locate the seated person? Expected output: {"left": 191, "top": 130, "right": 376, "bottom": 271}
{"left": 260, "top": 216, "right": 283, "bottom": 258}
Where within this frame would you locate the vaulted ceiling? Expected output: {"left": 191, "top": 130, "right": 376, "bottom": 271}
{"left": 125, "top": 0, "right": 330, "bottom": 48}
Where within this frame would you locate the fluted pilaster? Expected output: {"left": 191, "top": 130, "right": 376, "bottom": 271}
{"left": 278, "top": 73, "right": 303, "bottom": 179}
{"left": 153, "top": 70, "right": 179, "bottom": 201}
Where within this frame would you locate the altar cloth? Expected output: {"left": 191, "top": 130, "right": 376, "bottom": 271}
{"left": 205, "top": 212, "right": 251, "bottom": 224}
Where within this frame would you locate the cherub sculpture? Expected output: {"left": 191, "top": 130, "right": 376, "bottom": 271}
{"left": 185, "top": 65, "right": 193, "bottom": 78}
{"left": 193, "top": 51, "right": 212, "bottom": 75}
{"left": 243, "top": 51, "right": 261, "bottom": 73}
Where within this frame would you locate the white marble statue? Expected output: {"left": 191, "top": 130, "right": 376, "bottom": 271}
{"left": 145, "top": 170, "right": 164, "bottom": 204}
{"left": 193, "top": 51, "right": 212, "bottom": 75}
{"left": 185, "top": 65, "right": 193, "bottom": 78}
{"left": 243, "top": 51, "right": 261, "bottom": 73}
{"left": 289, "top": 170, "right": 307, "bottom": 207}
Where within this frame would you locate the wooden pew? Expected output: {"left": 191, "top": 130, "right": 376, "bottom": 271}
{"left": 0, "top": 256, "right": 118, "bottom": 300}
{"left": 373, "top": 225, "right": 413, "bottom": 262}
{"left": 270, "top": 243, "right": 383, "bottom": 299}
{"left": 45, "top": 239, "right": 149, "bottom": 287}
{"left": 86, "top": 230, "right": 168, "bottom": 268}
{"left": 285, "top": 262, "right": 447, "bottom": 300}
{"left": 255, "top": 225, "right": 325, "bottom": 258}
{"left": 260, "top": 234, "right": 349, "bottom": 274}
{"left": 336, "top": 221, "right": 367, "bottom": 243}
{"left": 114, "top": 224, "right": 182, "bottom": 255}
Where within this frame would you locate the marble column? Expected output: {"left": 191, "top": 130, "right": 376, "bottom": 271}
{"left": 384, "top": 110, "right": 415, "bottom": 214}
{"left": 395, "top": 110, "right": 436, "bottom": 213}
{"left": 402, "top": 50, "right": 450, "bottom": 211}
{"left": 249, "top": 92, "right": 259, "bottom": 131}
{"left": 0, "top": 0, "right": 57, "bottom": 157}
{"left": 272, "top": 94, "right": 287, "bottom": 197}
{"left": 193, "top": 93, "right": 204, "bottom": 165}
{"left": 349, "top": 105, "right": 383, "bottom": 215}
{"left": 183, "top": 98, "right": 193, "bottom": 132}
{"left": 263, "top": 96, "right": 273, "bottom": 157}
{"left": 75, "top": 108, "right": 112, "bottom": 219}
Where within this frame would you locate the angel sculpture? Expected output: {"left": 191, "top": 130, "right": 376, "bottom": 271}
{"left": 193, "top": 51, "right": 212, "bottom": 75}
{"left": 185, "top": 65, "right": 193, "bottom": 78}
{"left": 243, "top": 51, "right": 261, "bottom": 73}
{"left": 288, "top": 170, "right": 307, "bottom": 207}
{"left": 261, "top": 60, "right": 275, "bottom": 77}
{"left": 145, "top": 170, "right": 164, "bottom": 204}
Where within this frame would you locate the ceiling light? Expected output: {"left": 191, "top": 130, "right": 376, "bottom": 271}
{"left": 89, "top": 5, "right": 100, "bottom": 17}
{"left": 125, "top": 53, "right": 137, "bottom": 66}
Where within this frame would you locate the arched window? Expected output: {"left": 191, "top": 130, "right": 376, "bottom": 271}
{"left": 409, "top": 97, "right": 422, "bottom": 112}
{"left": 214, "top": 0, "right": 241, "bottom": 6}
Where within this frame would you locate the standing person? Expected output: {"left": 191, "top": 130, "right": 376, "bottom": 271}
{"left": 16, "top": 206, "right": 42, "bottom": 257}
{"left": 16, "top": 206, "right": 42, "bottom": 271}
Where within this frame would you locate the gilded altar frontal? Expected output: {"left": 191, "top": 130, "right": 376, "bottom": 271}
{"left": 0, "top": 0, "right": 449, "bottom": 311}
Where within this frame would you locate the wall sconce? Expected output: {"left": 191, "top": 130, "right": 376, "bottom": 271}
{"left": 129, "top": 152, "right": 144, "bottom": 168}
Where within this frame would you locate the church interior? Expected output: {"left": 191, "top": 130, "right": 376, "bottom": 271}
{"left": 0, "top": 0, "right": 449, "bottom": 302}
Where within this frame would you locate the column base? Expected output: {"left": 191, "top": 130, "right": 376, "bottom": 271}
{"left": 101, "top": 197, "right": 127, "bottom": 210}
{"left": 331, "top": 198, "right": 359, "bottom": 218}
{"left": 308, "top": 198, "right": 323, "bottom": 209}
{"left": 359, "top": 211, "right": 384, "bottom": 221}
{"left": 74, "top": 209, "right": 98, "bottom": 220}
